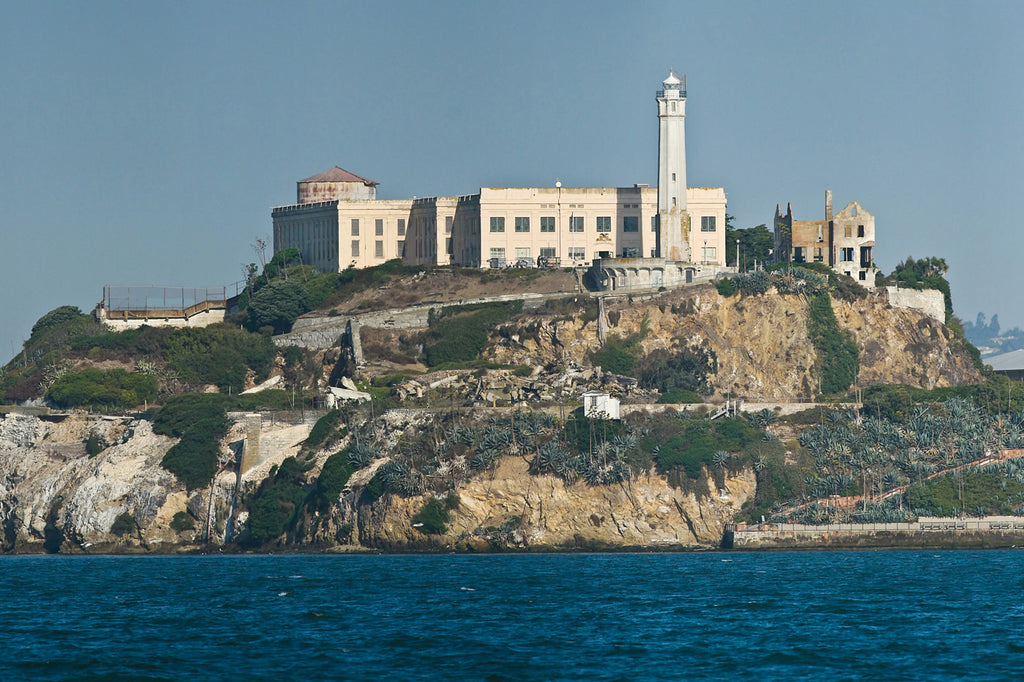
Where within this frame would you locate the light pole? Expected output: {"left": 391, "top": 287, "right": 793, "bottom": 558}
{"left": 735, "top": 238, "right": 740, "bottom": 272}
{"left": 703, "top": 240, "right": 707, "bottom": 265}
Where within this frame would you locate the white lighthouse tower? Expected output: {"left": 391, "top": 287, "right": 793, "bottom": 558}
{"left": 656, "top": 70, "right": 690, "bottom": 262}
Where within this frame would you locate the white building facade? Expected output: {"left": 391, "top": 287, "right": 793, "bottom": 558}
{"left": 271, "top": 72, "right": 727, "bottom": 273}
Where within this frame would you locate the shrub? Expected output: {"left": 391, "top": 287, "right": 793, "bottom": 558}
{"left": 170, "top": 511, "right": 196, "bottom": 532}
{"left": 245, "top": 457, "right": 309, "bottom": 546}
{"left": 806, "top": 292, "right": 859, "bottom": 395}
{"left": 163, "top": 324, "right": 275, "bottom": 393}
{"left": 715, "top": 278, "right": 737, "bottom": 297}
{"left": 110, "top": 512, "right": 137, "bottom": 536}
{"left": 47, "top": 368, "right": 158, "bottom": 410}
{"left": 86, "top": 433, "right": 107, "bottom": 457}
{"left": 423, "top": 302, "right": 522, "bottom": 366}
{"left": 636, "top": 345, "right": 717, "bottom": 397}
{"left": 311, "top": 451, "right": 354, "bottom": 511}
{"left": 590, "top": 337, "right": 637, "bottom": 375}
{"left": 244, "top": 279, "right": 313, "bottom": 334}
{"left": 412, "top": 497, "right": 451, "bottom": 535}
{"left": 154, "top": 394, "right": 231, "bottom": 490}
{"left": 303, "top": 409, "right": 349, "bottom": 454}
{"left": 658, "top": 388, "right": 703, "bottom": 404}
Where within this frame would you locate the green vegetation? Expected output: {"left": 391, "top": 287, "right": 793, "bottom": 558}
{"left": 170, "top": 511, "right": 196, "bottom": 533}
{"left": 110, "top": 512, "right": 138, "bottom": 536}
{"left": 589, "top": 313, "right": 650, "bottom": 375}
{"left": 806, "top": 292, "right": 859, "bottom": 395}
{"left": 879, "top": 256, "right": 952, "bottom": 321}
{"left": 46, "top": 368, "right": 158, "bottom": 411}
{"left": 162, "top": 324, "right": 276, "bottom": 394}
{"left": 303, "top": 409, "right": 351, "bottom": 455}
{"left": 244, "top": 457, "right": 310, "bottom": 546}
{"left": 310, "top": 450, "right": 355, "bottom": 511}
{"left": 86, "top": 432, "right": 107, "bottom": 457}
{"left": 423, "top": 301, "right": 523, "bottom": 366}
{"left": 412, "top": 495, "right": 459, "bottom": 535}
{"left": 636, "top": 344, "right": 716, "bottom": 398}
{"left": 904, "top": 470, "right": 1024, "bottom": 517}
{"left": 725, "top": 219, "right": 774, "bottom": 270}
{"left": 643, "top": 416, "right": 762, "bottom": 483}
{"left": 153, "top": 394, "right": 232, "bottom": 490}
{"left": 714, "top": 278, "right": 737, "bottom": 297}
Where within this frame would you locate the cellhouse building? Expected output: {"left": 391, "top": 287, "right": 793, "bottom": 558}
{"left": 271, "top": 71, "right": 729, "bottom": 288}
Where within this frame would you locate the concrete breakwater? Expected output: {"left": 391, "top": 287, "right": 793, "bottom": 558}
{"left": 723, "top": 516, "right": 1024, "bottom": 550}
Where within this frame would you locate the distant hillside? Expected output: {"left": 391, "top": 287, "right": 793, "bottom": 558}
{"left": 963, "top": 312, "right": 1024, "bottom": 356}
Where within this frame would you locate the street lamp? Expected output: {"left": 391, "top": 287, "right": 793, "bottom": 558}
{"left": 703, "top": 240, "right": 707, "bottom": 265}
{"left": 735, "top": 238, "right": 740, "bottom": 272}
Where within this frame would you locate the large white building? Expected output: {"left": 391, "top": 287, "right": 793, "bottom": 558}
{"left": 272, "top": 72, "right": 727, "bottom": 273}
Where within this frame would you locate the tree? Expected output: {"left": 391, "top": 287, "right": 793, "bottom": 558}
{"left": 725, "top": 218, "right": 774, "bottom": 270}
{"left": 244, "top": 279, "right": 313, "bottom": 334}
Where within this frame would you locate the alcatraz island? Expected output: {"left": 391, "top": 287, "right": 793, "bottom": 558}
{"left": 0, "top": 73, "right": 1017, "bottom": 553}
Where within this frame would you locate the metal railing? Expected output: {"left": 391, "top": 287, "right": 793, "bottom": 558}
{"left": 102, "top": 283, "right": 246, "bottom": 315}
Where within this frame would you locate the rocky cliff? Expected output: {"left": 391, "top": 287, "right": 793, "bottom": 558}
{"left": 0, "top": 284, "right": 981, "bottom": 554}
{"left": 0, "top": 410, "right": 752, "bottom": 553}
{"left": 484, "top": 286, "right": 980, "bottom": 400}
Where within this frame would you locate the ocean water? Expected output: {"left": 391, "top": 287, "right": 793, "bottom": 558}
{"left": 3, "top": 550, "right": 1024, "bottom": 680}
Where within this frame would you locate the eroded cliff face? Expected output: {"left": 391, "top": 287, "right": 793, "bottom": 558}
{"left": 0, "top": 413, "right": 192, "bottom": 551}
{"left": 304, "top": 456, "right": 754, "bottom": 551}
{"left": 0, "top": 411, "right": 752, "bottom": 552}
{"left": 484, "top": 286, "right": 980, "bottom": 400}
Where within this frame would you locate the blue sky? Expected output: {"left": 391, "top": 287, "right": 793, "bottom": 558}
{"left": 3, "top": 1, "right": 1023, "bottom": 362}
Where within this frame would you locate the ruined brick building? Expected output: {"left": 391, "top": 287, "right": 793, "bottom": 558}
{"left": 773, "top": 190, "right": 878, "bottom": 286}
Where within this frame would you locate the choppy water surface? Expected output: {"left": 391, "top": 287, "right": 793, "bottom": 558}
{"left": 4, "top": 550, "right": 1024, "bottom": 680}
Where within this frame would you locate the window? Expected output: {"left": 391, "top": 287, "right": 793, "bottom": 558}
{"left": 672, "top": 197, "right": 677, "bottom": 207}
{"left": 672, "top": 172, "right": 676, "bottom": 181}
{"left": 851, "top": 206, "right": 858, "bottom": 217}
{"left": 540, "top": 247, "right": 556, "bottom": 258}
{"left": 844, "top": 225, "right": 852, "bottom": 238}
{"left": 397, "top": 219, "right": 406, "bottom": 236}
{"left": 622, "top": 247, "right": 640, "bottom": 258}
{"left": 794, "top": 246, "right": 805, "bottom": 263}
{"left": 540, "top": 216, "right": 555, "bottom": 232}
{"left": 651, "top": 216, "right": 658, "bottom": 232}
{"left": 514, "top": 217, "right": 530, "bottom": 232}
{"left": 515, "top": 247, "right": 531, "bottom": 259}
{"left": 814, "top": 247, "right": 823, "bottom": 262}
{"left": 397, "top": 240, "right": 405, "bottom": 255}
{"left": 841, "top": 247, "right": 854, "bottom": 262}
{"left": 596, "top": 216, "right": 611, "bottom": 233}
{"left": 701, "top": 216, "right": 716, "bottom": 232}
{"left": 490, "top": 216, "right": 505, "bottom": 232}
{"left": 569, "top": 216, "right": 584, "bottom": 232}
{"left": 351, "top": 219, "right": 359, "bottom": 236}
{"left": 858, "top": 224, "right": 865, "bottom": 238}
{"left": 569, "top": 246, "right": 585, "bottom": 260}
{"left": 489, "top": 247, "right": 505, "bottom": 259}
{"left": 623, "top": 216, "right": 639, "bottom": 232}
{"left": 702, "top": 246, "right": 717, "bottom": 262}
{"left": 351, "top": 240, "right": 360, "bottom": 257}
{"left": 859, "top": 271, "right": 866, "bottom": 281}
{"left": 445, "top": 216, "right": 453, "bottom": 234}
{"left": 375, "top": 240, "right": 384, "bottom": 257}
{"left": 375, "top": 218, "right": 383, "bottom": 236}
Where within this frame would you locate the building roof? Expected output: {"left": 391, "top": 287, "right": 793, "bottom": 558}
{"left": 300, "top": 166, "right": 378, "bottom": 186}
{"left": 986, "top": 348, "right": 1024, "bottom": 372}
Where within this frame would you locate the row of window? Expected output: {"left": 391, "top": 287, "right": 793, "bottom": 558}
{"left": 487, "top": 245, "right": 697, "bottom": 261}
{"left": 490, "top": 214, "right": 687, "bottom": 234}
